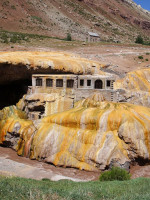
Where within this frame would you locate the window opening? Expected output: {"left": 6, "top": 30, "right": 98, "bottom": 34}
{"left": 67, "top": 79, "right": 74, "bottom": 88}
{"left": 36, "top": 78, "right": 42, "bottom": 86}
{"left": 46, "top": 79, "right": 53, "bottom": 87}
{"left": 56, "top": 79, "right": 63, "bottom": 87}
{"left": 80, "top": 79, "right": 84, "bottom": 86}
{"left": 87, "top": 80, "right": 91, "bottom": 86}
{"left": 107, "top": 80, "right": 111, "bottom": 87}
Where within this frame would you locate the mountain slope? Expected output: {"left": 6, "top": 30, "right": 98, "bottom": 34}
{"left": 0, "top": 0, "right": 150, "bottom": 42}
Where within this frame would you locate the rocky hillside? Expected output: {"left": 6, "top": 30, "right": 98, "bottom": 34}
{"left": 0, "top": 0, "right": 150, "bottom": 42}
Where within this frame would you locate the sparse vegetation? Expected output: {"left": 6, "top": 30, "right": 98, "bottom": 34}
{"left": 31, "top": 16, "right": 42, "bottom": 23}
{"left": 138, "top": 56, "right": 143, "bottom": 59}
{"left": 146, "top": 59, "right": 149, "bottom": 61}
{"left": 135, "top": 35, "right": 144, "bottom": 44}
{"left": 0, "top": 30, "right": 66, "bottom": 44}
{"left": 99, "top": 167, "right": 131, "bottom": 181}
{"left": 0, "top": 176, "right": 150, "bottom": 200}
{"left": 135, "top": 36, "right": 150, "bottom": 46}
{"left": 66, "top": 33, "right": 72, "bottom": 41}
{"left": 11, "top": 5, "right": 16, "bottom": 10}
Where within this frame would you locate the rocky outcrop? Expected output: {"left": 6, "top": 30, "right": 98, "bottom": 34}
{"left": 0, "top": 106, "right": 35, "bottom": 152}
{"left": 0, "top": 51, "right": 105, "bottom": 109}
{"left": 0, "top": 51, "right": 104, "bottom": 85}
{"left": 114, "top": 68, "right": 150, "bottom": 107}
{"left": 1, "top": 95, "right": 150, "bottom": 171}
{"left": 17, "top": 93, "right": 75, "bottom": 119}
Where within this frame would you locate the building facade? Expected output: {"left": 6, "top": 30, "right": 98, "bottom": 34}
{"left": 26, "top": 74, "right": 117, "bottom": 119}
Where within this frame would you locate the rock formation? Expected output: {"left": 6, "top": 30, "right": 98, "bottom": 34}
{"left": 114, "top": 68, "right": 150, "bottom": 107}
{"left": 1, "top": 94, "right": 150, "bottom": 171}
{"left": 0, "top": 51, "right": 105, "bottom": 109}
{"left": 0, "top": 51, "right": 104, "bottom": 85}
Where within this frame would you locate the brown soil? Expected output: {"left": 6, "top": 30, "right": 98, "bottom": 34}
{"left": 1, "top": 42, "right": 150, "bottom": 75}
{"left": 0, "top": 147, "right": 100, "bottom": 181}
{"left": 131, "top": 164, "right": 150, "bottom": 179}
{"left": 0, "top": 147, "right": 150, "bottom": 181}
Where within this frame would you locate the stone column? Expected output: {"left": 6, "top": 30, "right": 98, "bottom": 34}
{"left": 43, "top": 77, "right": 46, "bottom": 88}
{"left": 53, "top": 78, "right": 56, "bottom": 89}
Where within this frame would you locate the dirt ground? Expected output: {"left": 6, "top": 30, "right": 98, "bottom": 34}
{"left": 0, "top": 147, "right": 150, "bottom": 181}
{"left": 0, "top": 41, "right": 150, "bottom": 75}
{"left": 0, "top": 147, "right": 100, "bottom": 182}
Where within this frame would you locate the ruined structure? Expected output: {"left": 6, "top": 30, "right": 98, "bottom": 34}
{"left": 26, "top": 74, "right": 116, "bottom": 119}
{"left": 87, "top": 32, "right": 100, "bottom": 42}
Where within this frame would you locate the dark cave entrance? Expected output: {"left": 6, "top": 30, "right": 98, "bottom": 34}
{"left": 0, "top": 79, "right": 31, "bottom": 110}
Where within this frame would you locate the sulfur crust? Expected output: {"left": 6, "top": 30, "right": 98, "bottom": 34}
{"left": 1, "top": 95, "right": 150, "bottom": 171}
{"left": 0, "top": 51, "right": 105, "bottom": 75}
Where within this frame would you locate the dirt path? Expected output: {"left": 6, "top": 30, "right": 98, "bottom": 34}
{"left": 0, "top": 147, "right": 99, "bottom": 182}
{"left": 0, "top": 147, "right": 150, "bottom": 181}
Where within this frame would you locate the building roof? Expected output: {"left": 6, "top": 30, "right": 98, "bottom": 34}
{"left": 88, "top": 32, "right": 100, "bottom": 37}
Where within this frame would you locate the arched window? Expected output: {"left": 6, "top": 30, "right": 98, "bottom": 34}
{"left": 36, "top": 78, "right": 42, "bottom": 86}
{"left": 46, "top": 79, "right": 53, "bottom": 87}
{"left": 56, "top": 79, "right": 63, "bottom": 87}
{"left": 95, "top": 79, "right": 103, "bottom": 89}
{"left": 67, "top": 79, "right": 74, "bottom": 88}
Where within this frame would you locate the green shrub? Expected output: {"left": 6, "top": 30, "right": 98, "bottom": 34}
{"left": 138, "top": 55, "right": 143, "bottom": 59}
{"left": 146, "top": 53, "right": 150, "bottom": 55}
{"left": 99, "top": 167, "right": 131, "bottom": 181}
{"left": 146, "top": 59, "right": 149, "bottom": 61}
{"left": 66, "top": 33, "right": 72, "bottom": 41}
{"left": 31, "top": 16, "right": 42, "bottom": 23}
{"left": 135, "top": 35, "right": 144, "bottom": 44}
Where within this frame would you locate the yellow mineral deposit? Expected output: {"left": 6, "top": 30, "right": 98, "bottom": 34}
{"left": 114, "top": 68, "right": 150, "bottom": 92}
{"left": 1, "top": 94, "right": 150, "bottom": 171}
{"left": 0, "top": 51, "right": 105, "bottom": 75}
{"left": 0, "top": 106, "right": 36, "bottom": 156}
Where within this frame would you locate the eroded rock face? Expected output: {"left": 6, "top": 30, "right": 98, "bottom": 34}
{"left": 1, "top": 95, "right": 150, "bottom": 171}
{"left": 0, "top": 51, "right": 106, "bottom": 109}
{"left": 0, "top": 51, "right": 104, "bottom": 85}
{"left": 114, "top": 68, "right": 150, "bottom": 107}
{"left": 0, "top": 106, "right": 36, "bottom": 153}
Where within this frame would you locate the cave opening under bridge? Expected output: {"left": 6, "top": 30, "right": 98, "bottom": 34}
{"left": 0, "top": 79, "right": 31, "bottom": 110}
{"left": 0, "top": 62, "right": 76, "bottom": 110}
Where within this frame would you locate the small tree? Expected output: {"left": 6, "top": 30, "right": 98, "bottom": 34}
{"left": 66, "top": 33, "right": 72, "bottom": 41}
{"left": 135, "top": 35, "right": 144, "bottom": 44}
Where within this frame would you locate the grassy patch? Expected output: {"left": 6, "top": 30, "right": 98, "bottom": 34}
{"left": 0, "top": 30, "right": 67, "bottom": 44}
{"left": 31, "top": 16, "right": 43, "bottom": 23}
{"left": 0, "top": 176, "right": 150, "bottom": 200}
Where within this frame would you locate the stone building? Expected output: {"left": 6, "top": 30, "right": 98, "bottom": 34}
{"left": 26, "top": 74, "right": 116, "bottom": 119}
{"left": 87, "top": 32, "right": 100, "bottom": 42}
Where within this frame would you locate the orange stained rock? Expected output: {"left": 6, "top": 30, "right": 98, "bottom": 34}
{"left": 114, "top": 68, "right": 150, "bottom": 92}
{"left": 0, "top": 106, "right": 35, "bottom": 154}
{"left": 30, "top": 96, "right": 150, "bottom": 170}
{"left": 1, "top": 94, "right": 150, "bottom": 171}
{"left": 0, "top": 51, "right": 105, "bottom": 75}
